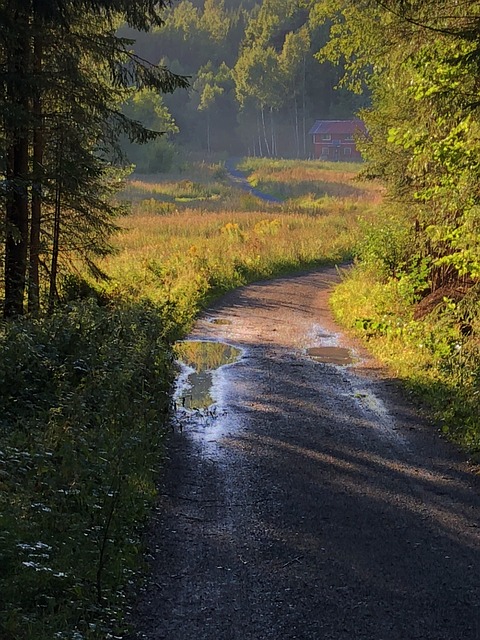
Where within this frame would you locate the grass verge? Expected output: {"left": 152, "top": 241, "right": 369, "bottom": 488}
{"left": 330, "top": 266, "right": 480, "bottom": 454}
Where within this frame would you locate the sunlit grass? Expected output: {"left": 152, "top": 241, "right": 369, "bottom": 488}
{"left": 102, "top": 207, "right": 365, "bottom": 302}
{"left": 238, "top": 157, "right": 384, "bottom": 206}
{"left": 330, "top": 267, "right": 480, "bottom": 453}
{"left": 96, "top": 158, "right": 380, "bottom": 333}
{"left": 120, "top": 177, "right": 231, "bottom": 204}
{"left": 117, "top": 159, "right": 383, "bottom": 215}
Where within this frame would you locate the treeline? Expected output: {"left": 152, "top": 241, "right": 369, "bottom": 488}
{"left": 120, "top": 0, "right": 367, "bottom": 167}
{"left": 0, "top": 0, "right": 188, "bottom": 318}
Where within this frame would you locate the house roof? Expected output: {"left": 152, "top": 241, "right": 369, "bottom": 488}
{"left": 308, "top": 119, "right": 367, "bottom": 136}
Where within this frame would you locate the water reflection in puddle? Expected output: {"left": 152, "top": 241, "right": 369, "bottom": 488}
{"left": 306, "top": 346, "right": 353, "bottom": 365}
{"left": 174, "top": 340, "right": 241, "bottom": 410}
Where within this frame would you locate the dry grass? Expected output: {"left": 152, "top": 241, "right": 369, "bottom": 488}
{"left": 238, "top": 158, "right": 384, "bottom": 206}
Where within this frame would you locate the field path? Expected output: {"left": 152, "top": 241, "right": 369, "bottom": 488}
{"left": 225, "top": 158, "right": 282, "bottom": 202}
{"left": 131, "top": 267, "right": 480, "bottom": 640}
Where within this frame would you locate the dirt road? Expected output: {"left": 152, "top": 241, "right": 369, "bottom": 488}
{"left": 131, "top": 268, "right": 480, "bottom": 640}
{"left": 224, "top": 159, "right": 282, "bottom": 202}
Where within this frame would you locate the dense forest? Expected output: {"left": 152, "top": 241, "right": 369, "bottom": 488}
{"left": 119, "top": 0, "right": 366, "bottom": 168}
{"left": 320, "top": 0, "right": 480, "bottom": 294}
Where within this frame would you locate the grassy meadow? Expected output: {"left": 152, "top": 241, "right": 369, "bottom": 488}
{"left": 101, "top": 159, "right": 378, "bottom": 335}
{"left": 237, "top": 157, "right": 383, "bottom": 208}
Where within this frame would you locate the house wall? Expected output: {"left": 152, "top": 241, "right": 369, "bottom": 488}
{"left": 312, "top": 133, "right": 362, "bottom": 161}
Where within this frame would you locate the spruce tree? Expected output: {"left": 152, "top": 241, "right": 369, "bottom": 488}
{"left": 0, "top": 0, "right": 188, "bottom": 317}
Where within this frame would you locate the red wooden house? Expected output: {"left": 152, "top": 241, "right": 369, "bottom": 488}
{"left": 309, "top": 119, "right": 366, "bottom": 161}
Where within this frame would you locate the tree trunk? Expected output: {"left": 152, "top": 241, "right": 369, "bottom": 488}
{"left": 302, "top": 54, "right": 307, "bottom": 158}
{"left": 294, "top": 95, "right": 300, "bottom": 158}
{"left": 4, "top": 145, "right": 29, "bottom": 318}
{"left": 257, "top": 111, "right": 263, "bottom": 157}
{"left": 28, "top": 27, "right": 43, "bottom": 316}
{"left": 4, "top": 23, "right": 31, "bottom": 319}
{"left": 48, "top": 142, "right": 62, "bottom": 314}
{"left": 261, "top": 106, "right": 271, "bottom": 157}
{"left": 206, "top": 111, "right": 211, "bottom": 154}
{"left": 270, "top": 107, "right": 275, "bottom": 157}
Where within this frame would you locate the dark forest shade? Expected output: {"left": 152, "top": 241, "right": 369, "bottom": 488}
{"left": 0, "top": 1, "right": 188, "bottom": 318}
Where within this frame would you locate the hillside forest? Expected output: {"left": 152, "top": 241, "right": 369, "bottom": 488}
{"left": 1, "top": 1, "right": 479, "bottom": 639}
{"left": 119, "top": 0, "right": 368, "bottom": 168}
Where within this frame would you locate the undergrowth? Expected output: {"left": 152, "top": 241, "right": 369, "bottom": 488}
{"left": 0, "top": 300, "right": 174, "bottom": 639}
{"left": 330, "top": 208, "right": 480, "bottom": 454}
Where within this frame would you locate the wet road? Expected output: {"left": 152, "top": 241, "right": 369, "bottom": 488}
{"left": 131, "top": 268, "right": 480, "bottom": 640}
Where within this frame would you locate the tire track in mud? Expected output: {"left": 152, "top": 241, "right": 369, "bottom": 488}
{"left": 130, "top": 267, "right": 480, "bottom": 640}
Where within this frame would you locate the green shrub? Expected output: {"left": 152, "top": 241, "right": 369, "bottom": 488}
{"left": 355, "top": 209, "right": 413, "bottom": 278}
{"left": 0, "top": 300, "right": 174, "bottom": 639}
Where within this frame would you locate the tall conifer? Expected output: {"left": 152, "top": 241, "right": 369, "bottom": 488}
{"left": 0, "top": 0, "right": 188, "bottom": 317}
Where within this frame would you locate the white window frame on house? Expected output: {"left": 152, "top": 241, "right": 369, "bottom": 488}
{"left": 344, "top": 147, "right": 352, "bottom": 156}
{"left": 321, "top": 147, "right": 329, "bottom": 156}
{"left": 321, "top": 133, "right": 332, "bottom": 141}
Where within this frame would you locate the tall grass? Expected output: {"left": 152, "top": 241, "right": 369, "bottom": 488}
{"left": 330, "top": 257, "right": 480, "bottom": 454}
{"left": 98, "top": 159, "right": 379, "bottom": 337}
{"left": 237, "top": 158, "right": 384, "bottom": 208}
{"left": 99, "top": 210, "right": 359, "bottom": 335}
{"left": 99, "top": 206, "right": 375, "bottom": 334}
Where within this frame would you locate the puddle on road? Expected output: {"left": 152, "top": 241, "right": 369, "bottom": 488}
{"left": 174, "top": 340, "right": 241, "bottom": 410}
{"left": 306, "top": 346, "right": 353, "bottom": 366}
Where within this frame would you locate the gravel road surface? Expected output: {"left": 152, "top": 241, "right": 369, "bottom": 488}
{"left": 130, "top": 268, "right": 480, "bottom": 640}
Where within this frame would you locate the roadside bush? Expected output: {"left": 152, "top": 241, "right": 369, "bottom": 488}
{"left": 354, "top": 208, "right": 413, "bottom": 279}
{"left": 0, "top": 299, "right": 174, "bottom": 639}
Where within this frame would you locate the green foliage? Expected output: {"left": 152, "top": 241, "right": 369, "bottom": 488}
{"left": 315, "top": 1, "right": 480, "bottom": 450}
{"left": 0, "top": 299, "right": 174, "bottom": 639}
{"left": 355, "top": 210, "right": 412, "bottom": 278}
{"left": 331, "top": 265, "right": 480, "bottom": 453}
{"left": 234, "top": 44, "right": 283, "bottom": 110}
{"left": 316, "top": 0, "right": 480, "bottom": 289}
{"left": 122, "top": 0, "right": 365, "bottom": 157}
{"left": 121, "top": 89, "right": 180, "bottom": 172}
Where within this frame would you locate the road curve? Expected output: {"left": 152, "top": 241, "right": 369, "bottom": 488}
{"left": 130, "top": 268, "right": 480, "bottom": 640}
